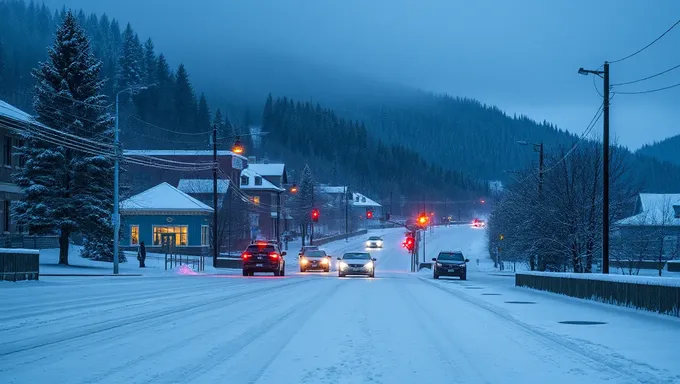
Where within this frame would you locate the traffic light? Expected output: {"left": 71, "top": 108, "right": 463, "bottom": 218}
{"left": 311, "top": 208, "right": 319, "bottom": 222}
{"left": 366, "top": 209, "right": 373, "bottom": 219}
{"left": 417, "top": 212, "right": 429, "bottom": 228}
{"left": 405, "top": 236, "right": 415, "bottom": 251}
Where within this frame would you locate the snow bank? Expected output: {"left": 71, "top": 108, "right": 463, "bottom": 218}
{"left": 519, "top": 271, "right": 680, "bottom": 287}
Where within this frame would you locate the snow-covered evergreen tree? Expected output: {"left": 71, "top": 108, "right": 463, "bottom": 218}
{"left": 142, "top": 38, "right": 156, "bottom": 84}
{"left": 115, "top": 23, "right": 142, "bottom": 91}
{"left": 196, "top": 93, "right": 211, "bottom": 133}
{"left": 14, "top": 11, "right": 122, "bottom": 264}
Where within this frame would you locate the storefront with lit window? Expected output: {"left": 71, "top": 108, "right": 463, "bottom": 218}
{"left": 119, "top": 182, "right": 213, "bottom": 255}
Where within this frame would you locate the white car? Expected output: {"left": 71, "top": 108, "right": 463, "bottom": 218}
{"left": 365, "top": 236, "right": 384, "bottom": 248}
{"left": 338, "top": 252, "right": 376, "bottom": 278}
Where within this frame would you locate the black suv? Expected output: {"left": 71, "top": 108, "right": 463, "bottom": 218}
{"left": 432, "top": 251, "right": 469, "bottom": 280}
{"left": 241, "top": 242, "right": 287, "bottom": 276}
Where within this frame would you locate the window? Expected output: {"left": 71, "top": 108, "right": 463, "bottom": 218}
{"left": 201, "top": 225, "right": 209, "bottom": 246}
{"left": 674, "top": 205, "right": 680, "bottom": 219}
{"left": 152, "top": 225, "right": 188, "bottom": 246}
{"left": 251, "top": 195, "right": 260, "bottom": 205}
{"left": 4, "top": 137, "right": 12, "bottom": 166}
{"left": 15, "top": 140, "right": 25, "bottom": 168}
{"left": 241, "top": 176, "right": 249, "bottom": 186}
{"left": 2, "top": 200, "right": 9, "bottom": 232}
{"left": 131, "top": 225, "right": 139, "bottom": 245}
{"left": 254, "top": 176, "right": 263, "bottom": 186}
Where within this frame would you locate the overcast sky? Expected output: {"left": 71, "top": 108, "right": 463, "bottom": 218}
{"left": 43, "top": 0, "right": 680, "bottom": 149}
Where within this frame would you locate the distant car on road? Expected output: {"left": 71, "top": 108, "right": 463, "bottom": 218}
{"left": 472, "top": 218, "right": 485, "bottom": 228}
{"left": 432, "top": 251, "right": 469, "bottom": 280}
{"left": 338, "top": 252, "right": 376, "bottom": 278}
{"left": 241, "top": 242, "right": 287, "bottom": 276}
{"left": 365, "top": 236, "right": 384, "bottom": 248}
{"left": 300, "top": 249, "right": 331, "bottom": 272}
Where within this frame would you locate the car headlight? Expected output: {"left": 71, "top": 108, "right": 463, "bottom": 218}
{"left": 436, "top": 262, "right": 442, "bottom": 267}
{"left": 366, "top": 241, "right": 371, "bottom": 246}
{"left": 300, "top": 258, "right": 308, "bottom": 265}
{"left": 377, "top": 241, "right": 383, "bottom": 246}
{"left": 340, "top": 262, "right": 348, "bottom": 269}
{"left": 364, "top": 261, "right": 374, "bottom": 269}
{"left": 320, "top": 258, "right": 329, "bottom": 265}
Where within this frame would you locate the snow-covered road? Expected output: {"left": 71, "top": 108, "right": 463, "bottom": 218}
{"left": 2, "top": 225, "right": 679, "bottom": 384}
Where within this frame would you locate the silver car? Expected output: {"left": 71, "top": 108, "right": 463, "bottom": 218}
{"left": 338, "top": 252, "right": 376, "bottom": 278}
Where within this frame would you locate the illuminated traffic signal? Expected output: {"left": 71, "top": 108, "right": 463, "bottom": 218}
{"left": 405, "top": 236, "right": 415, "bottom": 251}
{"left": 311, "top": 208, "right": 319, "bottom": 222}
{"left": 417, "top": 212, "right": 429, "bottom": 227}
{"left": 366, "top": 210, "right": 373, "bottom": 219}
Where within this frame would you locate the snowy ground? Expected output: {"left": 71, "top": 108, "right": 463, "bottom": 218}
{"left": 2, "top": 225, "right": 680, "bottom": 383}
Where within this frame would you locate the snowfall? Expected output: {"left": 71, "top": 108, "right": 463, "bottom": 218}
{"left": 1, "top": 225, "right": 680, "bottom": 384}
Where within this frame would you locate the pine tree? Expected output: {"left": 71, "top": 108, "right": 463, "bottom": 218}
{"left": 213, "top": 108, "right": 224, "bottom": 133}
{"left": 142, "top": 38, "right": 156, "bottom": 84}
{"left": 174, "top": 63, "right": 196, "bottom": 132}
{"left": 196, "top": 93, "right": 211, "bottom": 133}
{"left": 115, "top": 23, "right": 142, "bottom": 91}
{"left": 14, "top": 11, "right": 122, "bottom": 264}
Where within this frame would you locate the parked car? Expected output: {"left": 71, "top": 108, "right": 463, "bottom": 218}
{"left": 300, "top": 249, "right": 332, "bottom": 272}
{"left": 432, "top": 251, "right": 469, "bottom": 280}
{"left": 241, "top": 242, "right": 286, "bottom": 276}
{"left": 337, "top": 252, "right": 376, "bottom": 278}
{"left": 365, "top": 236, "right": 384, "bottom": 249}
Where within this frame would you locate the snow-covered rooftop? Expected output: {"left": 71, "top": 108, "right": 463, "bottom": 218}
{"left": 124, "top": 149, "right": 246, "bottom": 160}
{"left": 617, "top": 193, "right": 680, "bottom": 227}
{"left": 247, "top": 163, "right": 285, "bottom": 177}
{"left": 0, "top": 100, "right": 35, "bottom": 124}
{"left": 121, "top": 182, "right": 214, "bottom": 213}
{"left": 177, "top": 179, "right": 229, "bottom": 194}
{"left": 351, "top": 192, "right": 381, "bottom": 207}
{"left": 240, "top": 168, "right": 284, "bottom": 192}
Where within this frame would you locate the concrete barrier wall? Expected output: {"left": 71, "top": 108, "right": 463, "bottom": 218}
{"left": 0, "top": 248, "right": 40, "bottom": 281}
{"left": 516, "top": 272, "right": 680, "bottom": 317}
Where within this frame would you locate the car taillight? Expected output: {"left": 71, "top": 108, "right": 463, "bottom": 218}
{"left": 241, "top": 253, "right": 251, "bottom": 260}
{"left": 269, "top": 252, "right": 280, "bottom": 259}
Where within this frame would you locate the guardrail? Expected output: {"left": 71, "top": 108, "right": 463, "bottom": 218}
{"left": 0, "top": 248, "right": 39, "bottom": 281}
{"left": 516, "top": 272, "right": 680, "bottom": 317}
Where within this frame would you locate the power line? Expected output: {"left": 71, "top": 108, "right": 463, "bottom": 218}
{"left": 612, "top": 62, "right": 680, "bottom": 86}
{"left": 609, "top": 18, "right": 680, "bottom": 63}
{"left": 614, "top": 81, "right": 680, "bottom": 95}
{"left": 128, "top": 115, "right": 213, "bottom": 136}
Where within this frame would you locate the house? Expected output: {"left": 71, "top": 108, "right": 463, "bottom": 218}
{"left": 177, "top": 179, "right": 230, "bottom": 208}
{"left": 239, "top": 167, "right": 286, "bottom": 240}
{"left": 317, "top": 185, "right": 382, "bottom": 231}
{"left": 246, "top": 163, "right": 288, "bottom": 187}
{"left": 615, "top": 193, "right": 680, "bottom": 261}
{"left": 119, "top": 182, "right": 214, "bottom": 255}
{"left": 123, "top": 149, "right": 247, "bottom": 196}
{"left": 0, "top": 100, "right": 57, "bottom": 248}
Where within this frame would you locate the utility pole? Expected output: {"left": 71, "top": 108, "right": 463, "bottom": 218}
{"left": 602, "top": 62, "right": 610, "bottom": 274}
{"left": 212, "top": 124, "right": 218, "bottom": 268}
{"left": 113, "top": 92, "right": 120, "bottom": 275}
{"left": 276, "top": 191, "right": 281, "bottom": 246}
{"left": 578, "top": 62, "right": 611, "bottom": 274}
{"left": 310, "top": 184, "right": 315, "bottom": 245}
{"left": 345, "top": 185, "right": 349, "bottom": 242}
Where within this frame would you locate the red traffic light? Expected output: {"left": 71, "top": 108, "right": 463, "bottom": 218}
{"left": 366, "top": 210, "right": 373, "bottom": 219}
{"left": 311, "top": 208, "right": 319, "bottom": 222}
{"left": 405, "top": 236, "right": 415, "bottom": 251}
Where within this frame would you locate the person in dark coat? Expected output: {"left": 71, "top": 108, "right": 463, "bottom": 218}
{"left": 138, "top": 241, "right": 147, "bottom": 268}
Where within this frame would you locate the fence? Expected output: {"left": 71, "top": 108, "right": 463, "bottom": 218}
{"left": 163, "top": 253, "right": 205, "bottom": 272}
{"left": 0, "top": 234, "right": 59, "bottom": 249}
{"left": 0, "top": 249, "right": 39, "bottom": 281}
{"left": 516, "top": 272, "right": 680, "bottom": 317}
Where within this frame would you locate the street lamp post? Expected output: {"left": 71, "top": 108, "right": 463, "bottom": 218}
{"left": 578, "top": 63, "right": 610, "bottom": 274}
{"left": 113, "top": 85, "right": 148, "bottom": 275}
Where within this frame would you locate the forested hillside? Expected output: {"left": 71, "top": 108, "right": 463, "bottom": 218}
{"left": 2, "top": 0, "right": 679, "bottom": 194}
{"left": 637, "top": 135, "right": 680, "bottom": 167}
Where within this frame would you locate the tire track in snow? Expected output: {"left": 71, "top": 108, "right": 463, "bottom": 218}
{"left": 0, "top": 278, "right": 311, "bottom": 358}
{"left": 77, "top": 278, "right": 318, "bottom": 384}
{"left": 137, "top": 279, "right": 341, "bottom": 384}
{"left": 418, "top": 276, "right": 675, "bottom": 384}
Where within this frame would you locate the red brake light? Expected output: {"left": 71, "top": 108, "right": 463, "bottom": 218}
{"left": 269, "top": 252, "right": 280, "bottom": 259}
{"left": 241, "top": 252, "right": 251, "bottom": 260}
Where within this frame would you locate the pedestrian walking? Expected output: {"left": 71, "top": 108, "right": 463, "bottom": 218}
{"left": 138, "top": 241, "right": 147, "bottom": 268}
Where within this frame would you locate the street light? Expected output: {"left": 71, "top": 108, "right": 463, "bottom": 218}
{"left": 113, "top": 84, "right": 150, "bottom": 275}
{"left": 578, "top": 62, "right": 610, "bottom": 274}
{"left": 289, "top": 184, "right": 298, "bottom": 193}
{"left": 231, "top": 138, "right": 244, "bottom": 155}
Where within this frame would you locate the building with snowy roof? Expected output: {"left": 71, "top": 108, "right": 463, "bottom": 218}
{"left": 119, "top": 182, "right": 214, "bottom": 255}
{"left": 614, "top": 193, "right": 680, "bottom": 262}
